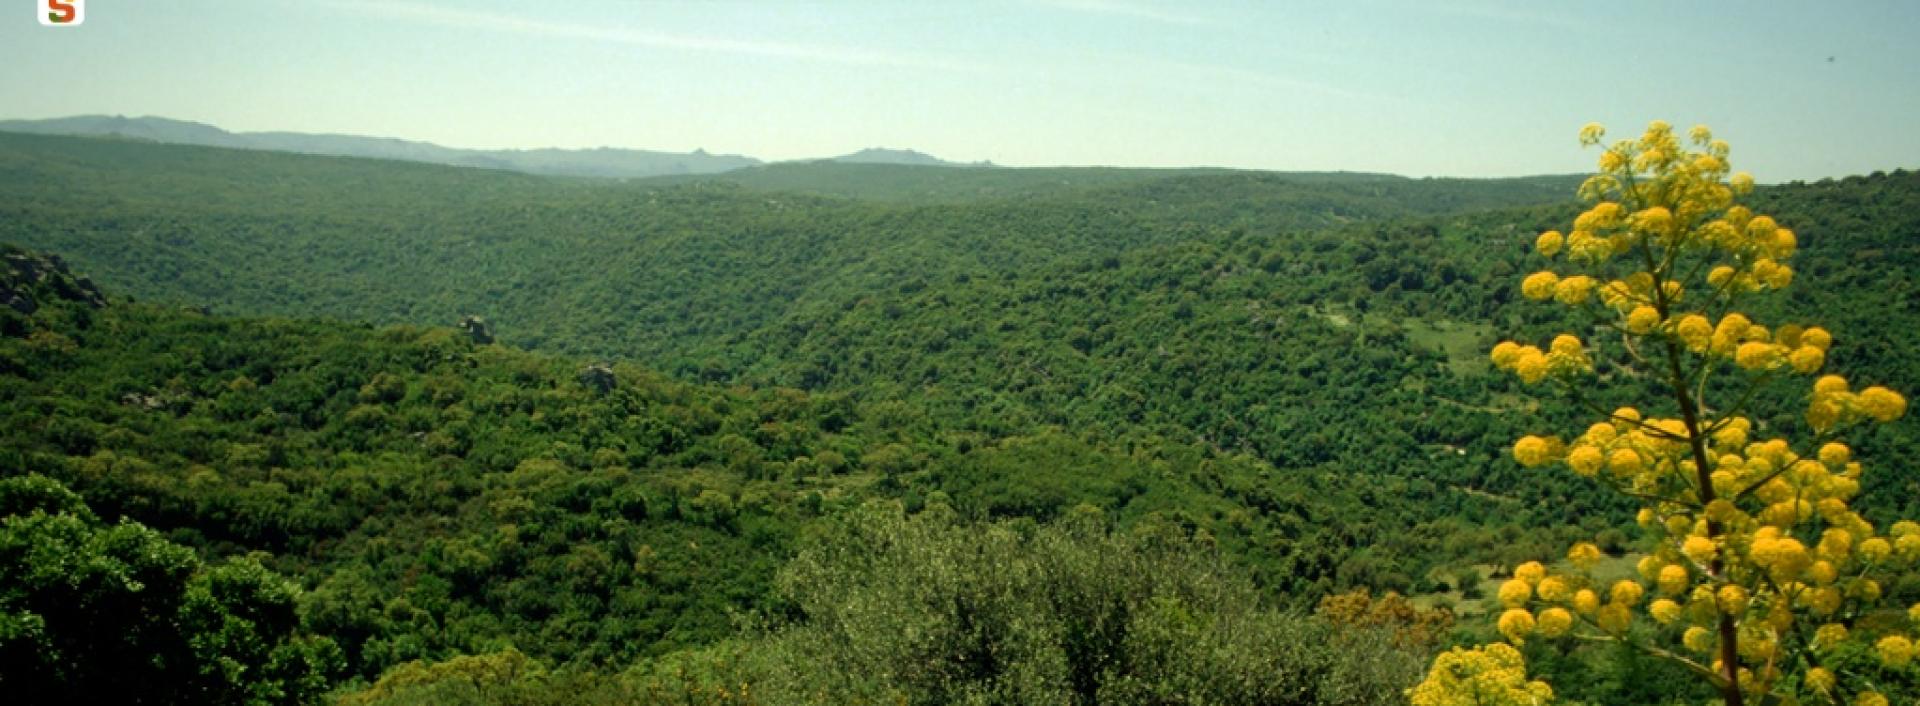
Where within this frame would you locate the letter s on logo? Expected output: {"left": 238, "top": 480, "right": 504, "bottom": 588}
{"left": 46, "top": 0, "right": 77, "bottom": 23}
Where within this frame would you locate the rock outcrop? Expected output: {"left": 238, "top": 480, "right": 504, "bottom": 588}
{"left": 578, "top": 364, "right": 616, "bottom": 395}
{"left": 458, "top": 315, "right": 495, "bottom": 344}
{"left": 2, "top": 247, "right": 108, "bottom": 314}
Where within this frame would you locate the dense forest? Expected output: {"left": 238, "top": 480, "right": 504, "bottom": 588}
{"left": 2, "top": 133, "right": 1916, "bottom": 703}
{"left": 0, "top": 131, "right": 1583, "bottom": 365}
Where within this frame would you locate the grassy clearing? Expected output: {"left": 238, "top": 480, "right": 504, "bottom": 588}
{"left": 1403, "top": 319, "right": 1496, "bottom": 376}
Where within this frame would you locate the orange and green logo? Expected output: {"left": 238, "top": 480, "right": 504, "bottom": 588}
{"left": 40, "top": 0, "right": 82, "bottom": 26}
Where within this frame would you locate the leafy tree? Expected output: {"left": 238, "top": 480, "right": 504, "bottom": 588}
{"left": 335, "top": 649, "right": 546, "bottom": 706}
{"left": 723, "top": 502, "right": 1426, "bottom": 705}
{"left": 0, "top": 473, "right": 341, "bottom": 704}
{"left": 1421, "top": 122, "right": 1916, "bottom": 704}
{"left": 1316, "top": 588, "right": 1456, "bottom": 650}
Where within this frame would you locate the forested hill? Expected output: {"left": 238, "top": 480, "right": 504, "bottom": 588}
{"left": 0, "top": 243, "right": 1468, "bottom": 700}
{"left": 4, "top": 128, "right": 1919, "bottom": 703}
{"left": 2, "top": 130, "right": 1581, "bottom": 366}
{"left": 727, "top": 169, "right": 1920, "bottom": 472}
{"left": 3, "top": 134, "right": 1915, "bottom": 540}
{"left": 636, "top": 160, "right": 1585, "bottom": 203}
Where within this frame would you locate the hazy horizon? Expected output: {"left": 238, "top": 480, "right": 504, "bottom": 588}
{"left": 5, "top": 1, "right": 1919, "bottom": 180}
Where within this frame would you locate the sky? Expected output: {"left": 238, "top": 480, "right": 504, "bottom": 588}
{"left": 4, "top": 0, "right": 1918, "bottom": 180}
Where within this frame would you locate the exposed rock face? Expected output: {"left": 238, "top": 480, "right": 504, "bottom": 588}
{"left": 3, "top": 292, "right": 32, "bottom": 315}
{"left": 578, "top": 363, "right": 616, "bottom": 395}
{"left": 458, "top": 315, "right": 495, "bottom": 344}
{"left": 119, "top": 392, "right": 171, "bottom": 410}
{"left": 2, "top": 247, "right": 108, "bottom": 313}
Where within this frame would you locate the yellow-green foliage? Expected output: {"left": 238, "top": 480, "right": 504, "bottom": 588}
{"left": 336, "top": 650, "right": 541, "bottom": 706}
{"left": 638, "top": 502, "right": 1429, "bottom": 705}
{"left": 1408, "top": 643, "right": 1553, "bottom": 706}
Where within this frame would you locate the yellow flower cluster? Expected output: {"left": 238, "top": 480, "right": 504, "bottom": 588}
{"left": 1489, "top": 335, "right": 1593, "bottom": 385}
{"left": 1486, "top": 555, "right": 1651, "bottom": 647}
{"left": 1407, "top": 643, "right": 1553, "bottom": 706}
{"left": 1807, "top": 374, "right": 1908, "bottom": 432}
{"left": 1879, "top": 635, "right": 1915, "bottom": 668}
{"left": 1565, "top": 542, "right": 1602, "bottom": 570}
{"left": 1854, "top": 692, "right": 1890, "bottom": 706}
{"left": 1550, "top": 408, "right": 1723, "bottom": 493}
{"left": 1509, "top": 434, "right": 1559, "bottom": 468}
{"left": 1456, "top": 121, "right": 1920, "bottom": 705}
{"left": 1573, "top": 433, "right": 1920, "bottom": 677}
{"left": 1504, "top": 123, "right": 1820, "bottom": 375}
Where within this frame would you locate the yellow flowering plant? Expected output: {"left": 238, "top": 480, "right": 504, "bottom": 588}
{"left": 1419, "top": 122, "right": 1915, "bottom": 705}
{"left": 1408, "top": 643, "right": 1555, "bottom": 706}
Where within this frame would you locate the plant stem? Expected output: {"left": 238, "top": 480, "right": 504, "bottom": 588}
{"left": 1653, "top": 275, "right": 1744, "bottom": 706}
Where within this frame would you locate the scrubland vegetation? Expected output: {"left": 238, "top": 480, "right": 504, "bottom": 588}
{"left": 2, "top": 126, "right": 1915, "bottom": 703}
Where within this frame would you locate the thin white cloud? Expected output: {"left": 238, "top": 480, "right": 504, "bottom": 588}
{"left": 1406, "top": 1, "right": 1586, "bottom": 33}
{"left": 1041, "top": 0, "right": 1211, "bottom": 27}
{"left": 319, "top": 0, "right": 986, "bottom": 73}
{"left": 1145, "top": 57, "right": 1402, "bottom": 106}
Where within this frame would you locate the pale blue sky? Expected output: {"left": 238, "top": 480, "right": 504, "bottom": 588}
{"left": 4, "top": 1, "right": 1917, "bottom": 179}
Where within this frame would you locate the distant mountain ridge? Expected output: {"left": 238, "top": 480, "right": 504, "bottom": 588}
{"left": 0, "top": 115, "right": 770, "bottom": 179}
{"left": 0, "top": 115, "right": 1010, "bottom": 179}
{"left": 826, "top": 147, "right": 985, "bottom": 167}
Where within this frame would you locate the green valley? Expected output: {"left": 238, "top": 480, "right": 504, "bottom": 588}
{"left": 3, "top": 132, "right": 1917, "bottom": 705}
